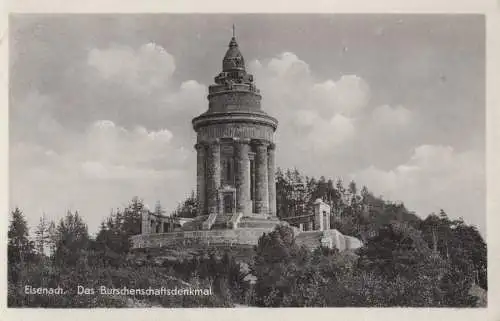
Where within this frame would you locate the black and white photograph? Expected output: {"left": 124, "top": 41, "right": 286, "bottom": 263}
{"left": 6, "top": 13, "right": 488, "bottom": 309}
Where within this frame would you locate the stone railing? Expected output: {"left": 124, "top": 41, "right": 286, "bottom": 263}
{"left": 208, "top": 83, "right": 257, "bottom": 95}
{"left": 202, "top": 213, "right": 218, "bottom": 230}
{"left": 228, "top": 212, "right": 243, "bottom": 229}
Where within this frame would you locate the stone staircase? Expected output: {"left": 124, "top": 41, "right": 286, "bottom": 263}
{"left": 237, "top": 215, "right": 280, "bottom": 229}
{"left": 202, "top": 213, "right": 217, "bottom": 230}
{"left": 211, "top": 213, "right": 233, "bottom": 229}
{"left": 181, "top": 216, "right": 206, "bottom": 231}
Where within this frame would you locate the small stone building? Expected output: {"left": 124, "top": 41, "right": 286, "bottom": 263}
{"left": 281, "top": 199, "right": 331, "bottom": 232}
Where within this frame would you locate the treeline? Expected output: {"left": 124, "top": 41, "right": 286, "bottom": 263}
{"left": 276, "top": 167, "right": 422, "bottom": 238}
{"left": 250, "top": 223, "right": 484, "bottom": 307}
{"left": 7, "top": 168, "right": 487, "bottom": 307}
{"left": 7, "top": 199, "right": 241, "bottom": 307}
{"left": 273, "top": 168, "right": 487, "bottom": 291}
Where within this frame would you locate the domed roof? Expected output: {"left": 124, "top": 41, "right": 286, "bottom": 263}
{"left": 222, "top": 36, "right": 245, "bottom": 71}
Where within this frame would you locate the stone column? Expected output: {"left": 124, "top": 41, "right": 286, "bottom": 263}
{"left": 235, "top": 138, "right": 251, "bottom": 215}
{"left": 195, "top": 143, "right": 207, "bottom": 216}
{"left": 141, "top": 208, "right": 150, "bottom": 234}
{"left": 267, "top": 143, "right": 277, "bottom": 216}
{"left": 254, "top": 140, "right": 269, "bottom": 215}
{"left": 206, "top": 140, "right": 221, "bottom": 215}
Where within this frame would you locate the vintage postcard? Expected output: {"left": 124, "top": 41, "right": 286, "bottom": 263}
{"left": 2, "top": 1, "right": 499, "bottom": 320}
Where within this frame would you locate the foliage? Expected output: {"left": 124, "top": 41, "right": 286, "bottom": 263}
{"left": 53, "top": 210, "right": 90, "bottom": 267}
{"left": 274, "top": 167, "right": 421, "bottom": 240}
{"left": 8, "top": 207, "right": 35, "bottom": 265}
{"left": 171, "top": 190, "right": 198, "bottom": 218}
{"left": 164, "top": 249, "right": 250, "bottom": 304}
{"left": 7, "top": 169, "right": 487, "bottom": 308}
{"left": 249, "top": 221, "right": 482, "bottom": 307}
{"left": 34, "top": 214, "right": 50, "bottom": 255}
{"left": 250, "top": 224, "right": 311, "bottom": 306}
{"left": 94, "top": 197, "right": 144, "bottom": 266}
{"left": 8, "top": 208, "right": 36, "bottom": 287}
{"left": 419, "top": 211, "right": 487, "bottom": 290}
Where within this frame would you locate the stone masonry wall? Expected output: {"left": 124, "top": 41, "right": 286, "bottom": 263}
{"left": 206, "top": 141, "right": 221, "bottom": 215}
{"left": 130, "top": 228, "right": 275, "bottom": 249}
{"left": 197, "top": 123, "right": 274, "bottom": 143}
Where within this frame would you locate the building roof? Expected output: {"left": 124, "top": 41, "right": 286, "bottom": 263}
{"left": 223, "top": 36, "right": 246, "bottom": 72}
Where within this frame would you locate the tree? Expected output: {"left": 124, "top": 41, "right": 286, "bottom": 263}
{"left": 94, "top": 197, "right": 145, "bottom": 260}
{"left": 452, "top": 223, "right": 487, "bottom": 289}
{"left": 251, "top": 224, "right": 310, "bottom": 306}
{"left": 8, "top": 207, "right": 34, "bottom": 265}
{"left": 154, "top": 201, "right": 166, "bottom": 216}
{"left": 171, "top": 191, "right": 198, "bottom": 218}
{"left": 53, "top": 210, "right": 90, "bottom": 266}
{"left": 8, "top": 208, "right": 35, "bottom": 288}
{"left": 34, "top": 213, "right": 50, "bottom": 255}
{"left": 355, "top": 221, "right": 483, "bottom": 307}
{"left": 46, "top": 220, "right": 57, "bottom": 257}
{"left": 358, "top": 223, "right": 437, "bottom": 279}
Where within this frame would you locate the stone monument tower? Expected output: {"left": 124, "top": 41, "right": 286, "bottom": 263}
{"left": 192, "top": 32, "right": 278, "bottom": 226}
{"left": 130, "top": 30, "right": 363, "bottom": 251}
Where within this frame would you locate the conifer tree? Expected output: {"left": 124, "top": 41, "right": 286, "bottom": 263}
{"left": 8, "top": 207, "right": 34, "bottom": 265}
{"left": 34, "top": 213, "right": 50, "bottom": 255}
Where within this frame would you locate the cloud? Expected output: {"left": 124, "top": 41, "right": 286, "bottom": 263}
{"left": 9, "top": 40, "right": 483, "bottom": 237}
{"left": 311, "top": 76, "right": 370, "bottom": 116}
{"left": 352, "top": 145, "right": 485, "bottom": 231}
{"left": 87, "top": 43, "right": 176, "bottom": 94}
{"left": 248, "top": 52, "right": 369, "bottom": 156}
{"left": 9, "top": 119, "right": 191, "bottom": 232}
{"left": 9, "top": 91, "right": 66, "bottom": 145}
{"left": 300, "top": 113, "right": 356, "bottom": 152}
{"left": 76, "top": 120, "right": 184, "bottom": 171}
{"left": 10, "top": 42, "right": 210, "bottom": 233}
{"left": 372, "top": 104, "right": 412, "bottom": 127}
{"left": 250, "top": 53, "right": 370, "bottom": 118}
{"left": 53, "top": 43, "right": 207, "bottom": 132}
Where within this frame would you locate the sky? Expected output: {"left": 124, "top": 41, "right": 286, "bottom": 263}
{"left": 9, "top": 14, "right": 485, "bottom": 235}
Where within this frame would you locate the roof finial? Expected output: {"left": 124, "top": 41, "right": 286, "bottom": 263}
{"left": 232, "top": 24, "right": 235, "bottom": 38}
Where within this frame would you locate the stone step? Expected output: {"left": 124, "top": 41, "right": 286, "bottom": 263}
{"left": 181, "top": 220, "right": 203, "bottom": 231}
{"left": 211, "top": 223, "right": 227, "bottom": 230}
{"left": 237, "top": 220, "right": 279, "bottom": 229}
{"left": 214, "top": 214, "right": 231, "bottom": 223}
{"left": 241, "top": 215, "right": 280, "bottom": 222}
{"left": 211, "top": 214, "right": 233, "bottom": 229}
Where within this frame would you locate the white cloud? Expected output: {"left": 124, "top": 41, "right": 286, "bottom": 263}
{"left": 88, "top": 42, "right": 176, "bottom": 93}
{"left": 9, "top": 119, "right": 191, "bottom": 232}
{"left": 294, "top": 109, "right": 319, "bottom": 127}
{"left": 162, "top": 80, "right": 206, "bottom": 114}
{"left": 84, "top": 43, "right": 206, "bottom": 123}
{"left": 248, "top": 52, "right": 369, "bottom": 154}
{"left": 10, "top": 42, "right": 209, "bottom": 233}
{"left": 75, "top": 120, "right": 185, "bottom": 174}
{"left": 10, "top": 46, "right": 483, "bottom": 237}
{"left": 372, "top": 104, "right": 412, "bottom": 127}
{"left": 311, "top": 75, "right": 370, "bottom": 116}
{"left": 10, "top": 91, "right": 65, "bottom": 143}
{"left": 266, "top": 52, "right": 312, "bottom": 80}
{"left": 307, "top": 114, "right": 356, "bottom": 151}
{"left": 352, "top": 145, "right": 485, "bottom": 230}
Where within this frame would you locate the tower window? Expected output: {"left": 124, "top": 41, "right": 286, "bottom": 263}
{"left": 250, "top": 159, "right": 255, "bottom": 201}
{"left": 226, "top": 159, "right": 231, "bottom": 182}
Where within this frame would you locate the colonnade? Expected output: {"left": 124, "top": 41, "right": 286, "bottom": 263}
{"left": 195, "top": 138, "right": 276, "bottom": 217}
